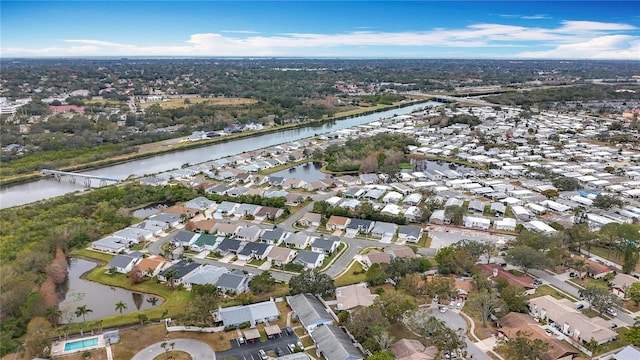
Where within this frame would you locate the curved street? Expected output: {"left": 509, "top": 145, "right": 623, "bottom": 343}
{"left": 131, "top": 339, "right": 215, "bottom": 360}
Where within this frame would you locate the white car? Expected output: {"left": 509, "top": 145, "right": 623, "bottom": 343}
{"left": 606, "top": 308, "right": 618, "bottom": 317}
{"left": 440, "top": 307, "right": 448, "bottom": 313}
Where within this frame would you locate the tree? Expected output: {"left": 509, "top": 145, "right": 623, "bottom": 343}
{"left": 579, "top": 285, "right": 622, "bottom": 315}
{"left": 45, "top": 306, "right": 62, "bottom": 328}
{"left": 623, "top": 318, "right": 640, "bottom": 346}
{"left": 403, "top": 308, "right": 443, "bottom": 341}
{"left": 428, "top": 276, "right": 454, "bottom": 301}
{"left": 181, "top": 284, "right": 219, "bottom": 327}
{"left": 75, "top": 305, "right": 93, "bottom": 324}
{"left": 374, "top": 290, "right": 417, "bottom": 323}
{"left": 163, "top": 268, "right": 180, "bottom": 290}
{"left": 431, "top": 322, "right": 467, "bottom": 359}
{"left": 620, "top": 241, "right": 640, "bottom": 274}
{"left": 445, "top": 205, "right": 465, "bottom": 226}
{"left": 627, "top": 282, "right": 640, "bottom": 306}
{"left": 136, "top": 313, "right": 148, "bottom": 326}
{"left": 248, "top": 271, "right": 276, "bottom": 294}
{"left": 366, "top": 263, "right": 389, "bottom": 286}
{"left": 435, "top": 246, "right": 473, "bottom": 275}
{"left": 573, "top": 259, "right": 588, "bottom": 280}
{"left": 500, "top": 330, "right": 551, "bottom": 360}
{"left": 459, "top": 239, "right": 495, "bottom": 264}
{"left": 289, "top": 269, "right": 335, "bottom": 297}
{"left": 367, "top": 350, "right": 394, "bottom": 360}
{"left": 466, "top": 290, "right": 505, "bottom": 327}
{"left": 504, "top": 246, "right": 552, "bottom": 274}
{"left": 114, "top": 301, "right": 127, "bottom": 315}
{"left": 498, "top": 284, "right": 528, "bottom": 313}
{"left": 592, "top": 194, "right": 624, "bottom": 210}
{"left": 344, "top": 306, "right": 390, "bottom": 352}
{"left": 24, "top": 317, "right": 55, "bottom": 359}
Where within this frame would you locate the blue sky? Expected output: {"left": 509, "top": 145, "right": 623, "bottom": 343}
{"left": 1, "top": 1, "right": 639, "bottom": 59}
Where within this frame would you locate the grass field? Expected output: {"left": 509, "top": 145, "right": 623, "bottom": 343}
{"left": 140, "top": 97, "right": 257, "bottom": 109}
{"left": 334, "top": 261, "right": 366, "bottom": 287}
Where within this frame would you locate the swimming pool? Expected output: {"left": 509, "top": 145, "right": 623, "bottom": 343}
{"left": 64, "top": 337, "right": 99, "bottom": 351}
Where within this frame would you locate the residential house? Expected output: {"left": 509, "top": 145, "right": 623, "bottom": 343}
{"left": 511, "top": 205, "right": 535, "bottom": 221}
{"left": 149, "top": 213, "right": 182, "bottom": 228}
{"left": 215, "top": 223, "right": 242, "bottom": 237}
{"left": 91, "top": 236, "right": 129, "bottom": 253}
{"left": 182, "top": 265, "right": 228, "bottom": 290}
{"left": 286, "top": 293, "right": 334, "bottom": 331}
{"left": 217, "top": 271, "right": 250, "bottom": 294}
{"left": 164, "top": 205, "right": 199, "bottom": 220}
{"left": 216, "top": 300, "right": 280, "bottom": 327}
{"left": 157, "top": 260, "right": 202, "bottom": 286}
{"left": 529, "top": 295, "right": 618, "bottom": 345}
{"left": 615, "top": 345, "right": 640, "bottom": 360}
{"left": 429, "top": 210, "right": 446, "bottom": 225}
{"left": 131, "top": 220, "right": 168, "bottom": 236}
{"left": 189, "top": 234, "right": 219, "bottom": 252}
{"left": 216, "top": 238, "right": 244, "bottom": 256}
{"left": 363, "top": 188, "right": 386, "bottom": 201}
{"left": 463, "top": 216, "right": 491, "bottom": 230}
{"left": 216, "top": 201, "right": 239, "bottom": 215}
{"left": 326, "top": 216, "right": 350, "bottom": 232}
{"left": 383, "top": 191, "right": 403, "bottom": 204}
{"left": 360, "top": 173, "right": 380, "bottom": 184}
{"left": 468, "top": 200, "right": 487, "bottom": 213}
{"left": 402, "top": 193, "right": 423, "bottom": 206}
{"left": 191, "top": 219, "right": 217, "bottom": 234}
{"left": 310, "top": 325, "right": 364, "bottom": 360}
{"left": 361, "top": 250, "right": 391, "bottom": 268}
{"left": 371, "top": 222, "right": 398, "bottom": 240}
{"left": 285, "top": 232, "right": 312, "bottom": 249}
{"left": 136, "top": 255, "right": 169, "bottom": 277}
{"left": 298, "top": 212, "right": 322, "bottom": 227}
{"left": 490, "top": 202, "right": 507, "bottom": 217}
{"left": 494, "top": 218, "right": 517, "bottom": 232}
{"left": 267, "top": 247, "right": 298, "bottom": 266}
{"left": 397, "top": 225, "right": 423, "bottom": 243}
{"left": 254, "top": 206, "right": 285, "bottom": 222}
{"left": 584, "top": 259, "right": 615, "bottom": 280}
{"left": 234, "top": 204, "right": 262, "bottom": 218}
{"left": 391, "top": 339, "right": 437, "bottom": 360}
{"left": 113, "top": 227, "right": 154, "bottom": 243}
{"left": 106, "top": 253, "right": 141, "bottom": 274}
{"left": 610, "top": 273, "right": 638, "bottom": 299}
{"left": 404, "top": 206, "right": 422, "bottom": 222}
{"left": 311, "top": 237, "right": 341, "bottom": 255}
{"left": 184, "top": 196, "right": 217, "bottom": 211}
{"left": 345, "top": 219, "right": 375, "bottom": 236}
{"left": 236, "top": 225, "right": 263, "bottom": 242}
{"left": 335, "top": 283, "right": 379, "bottom": 311}
{"left": 260, "top": 227, "right": 288, "bottom": 245}
{"left": 285, "top": 193, "right": 305, "bottom": 206}
{"left": 170, "top": 230, "right": 200, "bottom": 247}
{"left": 385, "top": 246, "right": 416, "bottom": 260}
{"left": 497, "top": 312, "right": 578, "bottom": 360}
{"left": 381, "top": 204, "right": 402, "bottom": 217}
{"left": 294, "top": 250, "right": 325, "bottom": 269}
{"left": 237, "top": 242, "right": 272, "bottom": 261}
{"left": 477, "top": 263, "right": 536, "bottom": 295}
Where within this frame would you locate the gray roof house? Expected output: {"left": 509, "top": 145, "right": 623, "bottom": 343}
{"left": 216, "top": 201, "right": 239, "bottom": 214}
{"left": 286, "top": 293, "right": 334, "bottom": 331}
{"left": 170, "top": 230, "right": 200, "bottom": 247}
{"left": 468, "top": 200, "right": 487, "bottom": 213}
{"left": 236, "top": 225, "right": 263, "bottom": 242}
{"left": 285, "top": 232, "right": 312, "bottom": 249}
{"left": 106, "top": 253, "right": 141, "bottom": 274}
{"left": 182, "top": 265, "right": 228, "bottom": 290}
{"left": 217, "top": 271, "right": 250, "bottom": 294}
{"left": 237, "top": 242, "right": 272, "bottom": 261}
{"left": 149, "top": 213, "right": 182, "bottom": 227}
{"left": 371, "top": 222, "right": 398, "bottom": 240}
{"left": 311, "top": 325, "right": 364, "bottom": 360}
{"left": 311, "top": 237, "right": 340, "bottom": 255}
{"left": 345, "top": 219, "right": 374, "bottom": 235}
{"left": 113, "top": 227, "right": 154, "bottom": 243}
{"left": 397, "top": 225, "right": 423, "bottom": 243}
{"left": 490, "top": 202, "right": 507, "bottom": 216}
{"left": 234, "top": 204, "right": 262, "bottom": 218}
{"left": 260, "top": 227, "right": 288, "bottom": 245}
{"left": 184, "top": 196, "right": 217, "bottom": 211}
{"left": 216, "top": 300, "right": 280, "bottom": 327}
{"left": 294, "top": 250, "right": 325, "bottom": 269}
{"left": 216, "top": 238, "right": 244, "bottom": 255}
{"left": 131, "top": 220, "right": 168, "bottom": 235}
{"left": 157, "top": 260, "right": 202, "bottom": 285}
{"left": 91, "top": 236, "right": 129, "bottom": 253}
{"left": 429, "top": 210, "right": 446, "bottom": 225}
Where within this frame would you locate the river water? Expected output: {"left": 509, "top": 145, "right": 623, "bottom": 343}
{"left": 58, "top": 258, "right": 162, "bottom": 324}
{"left": 0, "top": 101, "right": 438, "bottom": 208}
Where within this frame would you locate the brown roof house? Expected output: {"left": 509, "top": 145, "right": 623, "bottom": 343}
{"left": 610, "top": 273, "right": 638, "bottom": 300}
{"left": 476, "top": 263, "right": 536, "bottom": 295}
{"left": 497, "top": 312, "right": 579, "bottom": 360}
{"left": 361, "top": 250, "right": 391, "bottom": 268}
{"left": 391, "top": 339, "right": 437, "bottom": 360}
{"left": 297, "top": 212, "right": 322, "bottom": 228}
{"left": 326, "top": 215, "right": 350, "bottom": 232}
{"left": 584, "top": 259, "right": 615, "bottom": 280}
{"left": 267, "top": 247, "right": 298, "bottom": 267}
{"left": 335, "top": 283, "right": 379, "bottom": 310}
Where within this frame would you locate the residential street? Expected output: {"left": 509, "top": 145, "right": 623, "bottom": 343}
{"left": 430, "top": 303, "right": 493, "bottom": 360}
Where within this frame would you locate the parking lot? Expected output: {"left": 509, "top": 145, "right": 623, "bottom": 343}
{"left": 217, "top": 328, "right": 303, "bottom": 360}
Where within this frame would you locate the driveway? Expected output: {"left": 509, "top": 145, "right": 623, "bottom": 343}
{"left": 131, "top": 339, "right": 215, "bottom": 360}
{"left": 429, "top": 302, "right": 493, "bottom": 360}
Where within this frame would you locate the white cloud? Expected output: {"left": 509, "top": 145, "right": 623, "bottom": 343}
{"left": 2, "top": 20, "right": 638, "bottom": 59}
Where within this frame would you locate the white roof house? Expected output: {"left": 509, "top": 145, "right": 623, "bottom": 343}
{"left": 494, "top": 218, "right": 517, "bottom": 231}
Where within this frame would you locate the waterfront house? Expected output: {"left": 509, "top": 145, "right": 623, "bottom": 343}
{"left": 182, "top": 265, "right": 228, "bottom": 290}
{"left": 106, "top": 253, "right": 141, "bottom": 274}
{"left": 217, "top": 271, "right": 250, "bottom": 294}
{"left": 157, "top": 260, "right": 202, "bottom": 285}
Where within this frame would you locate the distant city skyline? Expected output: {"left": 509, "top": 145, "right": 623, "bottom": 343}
{"left": 1, "top": 1, "right": 639, "bottom": 59}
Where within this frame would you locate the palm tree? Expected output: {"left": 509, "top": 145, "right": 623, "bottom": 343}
{"left": 114, "top": 301, "right": 127, "bottom": 315}
{"left": 136, "top": 313, "right": 148, "bottom": 326}
{"left": 46, "top": 306, "right": 62, "bottom": 328}
{"left": 75, "top": 305, "right": 93, "bottom": 323}
{"left": 163, "top": 268, "right": 180, "bottom": 290}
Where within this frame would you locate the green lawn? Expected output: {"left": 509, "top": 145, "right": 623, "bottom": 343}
{"left": 334, "top": 262, "right": 366, "bottom": 287}
{"left": 73, "top": 248, "right": 116, "bottom": 263}
{"left": 595, "top": 327, "right": 631, "bottom": 355}
{"left": 528, "top": 285, "right": 578, "bottom": 301}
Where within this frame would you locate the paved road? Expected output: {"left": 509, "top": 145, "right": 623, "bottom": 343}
{"left": 131, "top": 339, "right": 215, "bottom": 360}
{"left": 429, "top": 303, "right": 492, "bottom": 360}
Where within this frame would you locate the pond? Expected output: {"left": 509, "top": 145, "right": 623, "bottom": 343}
{"left": 268, "top": 161, "right": 329, "bottom": 182}
{"left": 58, "top": 258, "right": 162, "bottom": 323}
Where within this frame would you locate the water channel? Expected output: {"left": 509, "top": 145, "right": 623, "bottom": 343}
{"left": 269, "top": 161, "right": 328, "bottom": 182}
{"left": 0, "top": 101, "right": 439, "bottom": 208}
{"left": 58, "top": 258, "right": 162, "bottom": 323}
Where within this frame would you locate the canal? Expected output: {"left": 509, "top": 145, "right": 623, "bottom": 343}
{"left": 0, "top": 101, "right": 439, "bottom": 208}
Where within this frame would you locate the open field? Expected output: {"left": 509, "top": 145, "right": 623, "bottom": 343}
{"left": 140, "top": 97, "right": 257, "bottom": 109}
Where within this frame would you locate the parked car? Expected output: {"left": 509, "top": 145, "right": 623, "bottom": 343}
{"left": 440, "top": 307, "right": 448, "bottom": 313}
{"left": 533, "top": 279, "right": 543, "bottom": 286}
{"left": 569, "top": 272, "right": 578, "bottom": 278}
{"left": 276, "top": 347, "right": 286, "bottom": 356}
{"left": 288, "top": 344, "right": 297, "bottom": 353}
{"left": 606, "top": 308, "right": 618, "bottom": 317}
{"left": 284, "top": 327, "right": 294, "bottom": 336}
{"left": 258, "top": 349, "right": 268, "bottom": 360}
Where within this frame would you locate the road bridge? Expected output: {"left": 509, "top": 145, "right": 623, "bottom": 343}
{"left": 42, "top": 169, "right": 122, "bottom": 187}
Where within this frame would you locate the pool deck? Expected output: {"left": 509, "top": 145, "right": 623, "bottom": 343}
{"left": 51, "top": 335, "right": 106, "bottom": 357}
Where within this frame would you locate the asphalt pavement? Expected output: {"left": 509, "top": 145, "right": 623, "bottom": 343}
{"left": 217, "top": 329, "right": 301, "bottom": 360}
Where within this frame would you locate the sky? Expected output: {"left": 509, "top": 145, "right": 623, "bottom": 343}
{"left": 1, "top": 1, "right": 639, "bottom": 59}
